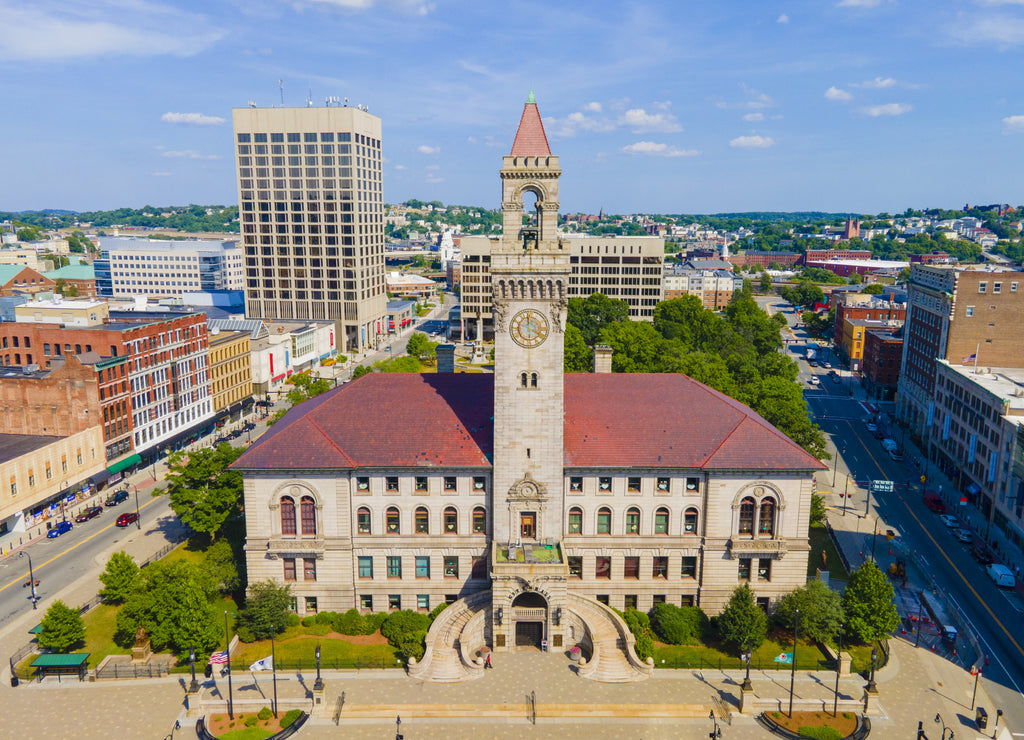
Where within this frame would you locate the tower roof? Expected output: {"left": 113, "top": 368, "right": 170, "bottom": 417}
{"left": 510, "top": 91, "right": 551, "bottom": 156}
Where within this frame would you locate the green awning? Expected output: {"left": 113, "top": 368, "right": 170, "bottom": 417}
{"left": 32, "top": 653, "right": 89, "bottom": 667}
{"left": 29, "top": 624, "right": 43, "bottom": 634}
{"left": 107, "top": 454, "right": 142, "bottom": 475}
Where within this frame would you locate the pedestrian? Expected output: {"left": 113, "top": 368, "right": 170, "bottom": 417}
{"left": 485, "top": 653, "right": 492, "bottom": 669}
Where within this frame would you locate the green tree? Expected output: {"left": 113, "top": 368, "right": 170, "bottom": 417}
{"left": 716, "top": 584, "right": 768, "bottom": 653}
{"left": 164, "top": 444, "right": 245, "bottom": 540}
{"left": 862, "top": 284, "right": 884, "bottom": 295}
{"left": 99, "top": 551, "right": 140, "bottom": 604}
{"left": 405, "top": 332, "right": 437, "bottom": 363}
{"left": 351, "top": 365, "right": 372, "bottom": 379}
{"left": 848, "top": 272, "right": 863, "bottom": 285}
{"left": 759, "top": 272, "right": 773, "bottom": 293}
{"left": 286, "top": 373, "right": 331, "bottom": 407}
{"left": 238, "top": 581, "right": 292, "bottom": 641}
{"left": 38, "top": 600, "right": 85, "bottom": 652}
{"left": 115, "top": 559, "right": 221, "bottom": 655}
{"left": 563, "top": 323, "right": 592, "bottom": 372}
{"left": 775, "top": 580, "right": 844, "bottom": 644}
{"left": 203, "top": 539, "right": 241, "bottom": 594}
{"left": 841, "top": 561, "right": 900, "bottom": 643}
{"left": 567, "top": 293, "right": 630, "bottom": 345}
{"left": 809, "top": 493, "right": 827, "bottom": 527}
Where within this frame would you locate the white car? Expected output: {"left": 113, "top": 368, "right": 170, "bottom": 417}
{"left": 953, "top": 528, "right": 973, "bottom": 544}
{"left": 809, "top": 376, "right": 820, "bottom": 385}
{"left": 822, "top": 362, "right": 832, "bottom": 369}
{"left": 939, "top": 514, "right": 959, "bottom": 529}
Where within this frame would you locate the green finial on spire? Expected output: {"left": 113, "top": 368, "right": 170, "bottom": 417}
{"left": 526, "top": 87, "right": 536, "bottom": 105}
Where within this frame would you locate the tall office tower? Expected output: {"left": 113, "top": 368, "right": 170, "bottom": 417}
{"left": 232, "top": 106, "right": 387, "bottom": 353}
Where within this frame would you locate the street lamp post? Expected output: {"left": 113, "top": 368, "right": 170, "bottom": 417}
{"left": 789, "top": 609, "right": 800, "bottom": 718}
{"left": 708, "top": 709, "right": 722, "bottom": 738}
{"left": 60, "top": 480, "right": 69, "bottom": 523}
{"left": 224, "top": 611, "right": 234, "bottom": 720}
{"left": 842, "top": 474, "right": 850, "bottom": 517}
{"left": 934, "top": 712, "right": 954, "bottom": 740}
{"left": 188, "top": 647, "right": 199, "bottom": 693}
{"left": 970, "top": 666, "right": 981, "bottom": 711}
{"left": 740, "top": 645, "right": 752, "bottom": 692}
{"left": 833, "top": 623, "right": 843, "bottom": 717}
{"left": 24, "top": 553, "right": 38, "bottom": 609}
{"left": 865, "top": 646, "right": 878, "bottom": 694}
{"left": 271, "top": 626, "right": 278, "bottom": 718}
{"left": 133, "top": 485, "right": 141, "bottom": 530}
{"left": 314, "top": 645, "right": 323, "bottom": 692}
{"left": 395, "top": 714, "right": 403, "bottom": 740}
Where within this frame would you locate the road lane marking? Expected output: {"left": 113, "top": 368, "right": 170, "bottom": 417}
{"left": 0, "top": 496, "right": 163, "bottom": 595}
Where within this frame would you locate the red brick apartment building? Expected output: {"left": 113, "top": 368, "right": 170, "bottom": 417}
{"left": 861, "top": 328, "right": 904, "bottom": 401}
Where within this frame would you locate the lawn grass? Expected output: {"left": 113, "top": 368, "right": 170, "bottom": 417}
{"left": 653, "top": 632, "right": 828, "bottom": 672}
{"left": 159, "top": 540, "right": 204, "bottom": 566}
{"left": 216, "top": 726, "right": 274, "bottom": 740}
{"left": 808, "top": 524, "right": 848, "bottom": 580}
{"left": 231, "top": 633, "right": 400, "bottom": 670}
{"left": 81, "top": 603, "right": 126, "bottom": 668}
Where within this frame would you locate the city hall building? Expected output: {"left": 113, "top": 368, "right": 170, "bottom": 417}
{"left": 234, "top": 94, "right": 824, "bottom": 682}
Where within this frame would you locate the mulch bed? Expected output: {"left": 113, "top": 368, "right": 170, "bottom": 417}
{"left": 207, "top": 711, "right": 285, "bottom": 737}
{"left": 767, "top": 709, "right": 858, "bottom": 736}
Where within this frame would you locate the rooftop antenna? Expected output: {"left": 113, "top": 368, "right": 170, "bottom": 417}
{"left": 248, "top": 100, "right": 256, "bottom": 108}
{"left": 307, "top": 88, "right": 314, "bottom": 107}
{"left": 278, "top": 79, "right": 284, "bottom": 106}
{"left": 344, "top": 97, "right": 349, "bottom": 107}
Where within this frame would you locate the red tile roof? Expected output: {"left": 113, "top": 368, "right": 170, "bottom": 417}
{"left": 510, "top": 102, "right": 551, "bottom": 156}
{"left": 233, "top": 373, "right": 824, "bottom": 472}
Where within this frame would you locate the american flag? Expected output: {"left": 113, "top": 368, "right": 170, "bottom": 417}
{"left": 963, "top": 353, "right": 977, "bottom": 364}
{"left": 209, "top": 650, "right": 228, "bottom": 665}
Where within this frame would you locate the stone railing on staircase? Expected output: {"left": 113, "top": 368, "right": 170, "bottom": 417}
{"left": 567, "top": 593, "right": 653, "bottom": 683}
{"left": 408, "top": 590, "right": 490, "bottom": 683}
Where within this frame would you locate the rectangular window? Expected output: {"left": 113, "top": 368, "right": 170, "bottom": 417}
{"left": 596, "top": 556, "right": 611, "bottom": 579}
{"left": 358, "top": 556, "right": 373, "bottom": 579}
{"left": 387, "top": 556, "right": 402, "bottom": 578}
{"left": 1012, "top": 282, "right": 1018, "bottom": 292}
{"left": 686, "top": 476, "right": 699, "bottom": 492}
{"left": 386, "top": 476, "right": 399, "bottom": 491}
{"left": 473, "top": 476, "right": 486, "bottom": 491}
{"left": 444, "top": 476, "right": 457, "bottom": 491}
{"left": 758, "top": 558, "right": 772, "bottom": 582}
{"left": 624, "top": 556, "right": 640, "bottom": 579}
{"left": 653, "top": 556, "right": 668, "bottom": 579}
{"left": 681, "top": 595, "right": 695, "bottom": 607}
{"left": 417, "top": 594, "right": 429, "bottom": 611}
{"left": 597, "top": 594, "right": 609, "bottom": 606}
{"left": 303, "top": 557, "right": 316, "bottom": 581}
{"left": 568, "top": 556, "right": 582, "bottom": 579}
{"left": 979, "top": 282, "right": 987, "bottom": 293}
{"left": 598, "top": 476, "right": 612, "bottom": 491}
{"left": 471, "top": 556, "right": 487, "bottom": 579}
{"left": 443, "top": 555, "right": 458, "bottom": 578}
{"left": 568, "top": 510, "right": 582, "bottom": 534}
{"left": 415, "top": 555, "right": 430, "bottom": 578}
{"left": 388, "top": 594, "right": 401, "bottom": 610}
{"left": 360, "top": 594, "right": 373, "bottom": 611}
{"left": 415, "top": 476, "right": 428, "bottom": 492}
{"left": 283, "top": 558, "right": 296, "bottom": 581}
{"left": 356, "top": 476, "right": 369, "bottom": 491}
{"left": 597, "top": 510, "right": 611, "bottom": 534}
{"left": 569, "top": 476, "right": 582, "bottom": 491}
{"left": 656, "top": 477, "right": 670, "bottom": 492}
{"left": 627, "top": 477, "right": 641, "bottom": 493}
{"left": 357, "top": 509, "right": 371, "bottom": 534}
{"left": 738, "top": 558, "right": 752, "bottom": 581}
{"left": 966, "top": 306, "right": 975, "bottom": 317}
{"left": 994, "top": 282, "right": 1002, "bottom": 294}
{"left": 681, "top": 556, "right": 697, "bottom": 579}
{"left": 305, "top": 596, "right": 318, "bottom": 614}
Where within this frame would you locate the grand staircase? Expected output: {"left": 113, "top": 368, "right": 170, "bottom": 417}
{"left": 408, "top": 591, "right": 490, "bottom": 683}
{"left": 567, "top": 593, "right": 653, "bottom": 683}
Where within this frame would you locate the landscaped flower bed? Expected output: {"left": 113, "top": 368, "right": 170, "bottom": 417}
{"left": 761, "top": 709, "right": 860, "bottom": 739}
{"left": 206, "top": 708, "right": 302, "bottom": 739}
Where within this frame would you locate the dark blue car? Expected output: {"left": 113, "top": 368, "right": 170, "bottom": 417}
{"left": 47, "top": 520, "right": 73, "bottom": 538}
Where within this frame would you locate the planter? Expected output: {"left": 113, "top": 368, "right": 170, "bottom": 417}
{"left": 198, "top": 710, "right": 308, "bottom": 740}
{"left": 758, "top": 710, "right": 870, "bottom": 740}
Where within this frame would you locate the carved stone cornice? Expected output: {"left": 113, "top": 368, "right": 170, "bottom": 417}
{"left": 727, "top": 538, "right": 789, "bottom": 559}
{"left": 265, "top": 538, "right": 325, "bottom": 560}
{"left": 508, "top": 474, "right": 548, "bottom": 503}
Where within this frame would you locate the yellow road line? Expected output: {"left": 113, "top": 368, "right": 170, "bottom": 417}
{"left": 0, "top": 495, "right": 162, "bottom": 595}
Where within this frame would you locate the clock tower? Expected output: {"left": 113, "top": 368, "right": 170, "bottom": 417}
{"left": 490, "top": 91, "right": 570, "bottom": 545}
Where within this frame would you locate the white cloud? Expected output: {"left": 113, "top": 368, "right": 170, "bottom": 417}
{"left": 777, "top": 13, "right": 789, "bottom": 23}
{"left": 948, "top": 14, "right": 1024, "bottom": 45}
{"left": 742, "top": 113, "right": 764, "bottom": 122}
{"left": 730, "top": 135, "right": 775, "bottom": 149}
{"left": 584, "top": 102, "right": 602, "bottom": 112}
{"left": 621, "top": 108, "right": 683, "bottom": 133}
{"left": 393, "top": 164, "right": 407, "bottom": 170}
{"left": 161, "top": 150, "right": 220, "bottom": 160}
{"left": 977, "top": 0, "right": 1024, "bottom": 5}
{"left": 1001, "top": 115, "right": 1024, "bottom": 133}
{"left": 417, "top": 145, "right": 439, "bottom": 154}
{"left": 426, "top": 164, "right": 440, "bottom": 171}
{"left": 862, "top": 103, "right": 912, "bottom": 117}
{"left": 622, "top": 141, "right": 700, "bottom": 157}
{"left": 161, "top": 112, "right": 225, "bottom": 126}
{"left": 717, "top": 85, "right": 778, "bottom": 111}
{"left": 0, "top": 4, "right": 223, "bottom": 61}
{"left": 838, "top": 0, "right": 884, "bottom": 7}
{"left": 825, "top": 86, "right": 853, "bottom": 101}
{"left": 853, "top": 76, "right": 897, "bottom": 89}
{"left": 152, "top": 172, "right": 172, "bottom": 177}
{"left": 307, "top": 0, "right": 436, "bottom": 13}
{"left": 425, "top": 176, "right": 444, "bottom": 183}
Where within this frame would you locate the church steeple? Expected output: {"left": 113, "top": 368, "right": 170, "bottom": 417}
{"left": 510, "top": 90, "right": 551, "bottom": 156}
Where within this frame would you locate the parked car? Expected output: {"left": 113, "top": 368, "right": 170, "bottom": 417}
{"left": 809, "top": 376, "right": 820, "bottom": 385}
{"left": 47, "top": 520, "right": 73, "bottom": 538}
{"left": 953, "top": 528, "right": 973, "bottom": 544}
{"left": 872, "top": 428, "right": 886, "bottom": 440}
{"left": 830, "top": 372, "right": 841, "bottom": 384}
{"left": 887, "top": 448, "right": 904, "bottom": 462}
{"left": 939, "top": 514, "right": 960, "bottom": 528}
{"left": 970, "top": 545, "right": 994, "bottom": 565}
{"left": 923, "top": 495, "right": 947, "bottom": 514}
{"left": 75, "top": 506, "right": 103, "bottom": 523}
{"left": 865, "top": 420, "right": 878, "bottom": 432}
{"left": 987, "top": 563, "right": 1016, "bottom": 588}
{"left": 116, "top": 512, "right": 140, "bottom": 527}
{"left": 105, "top": 489, "right": 129, "bottom": 507}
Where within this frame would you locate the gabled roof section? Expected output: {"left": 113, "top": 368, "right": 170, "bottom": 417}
{"left": 510, "top": 92, "right": 551, "bottom": 156}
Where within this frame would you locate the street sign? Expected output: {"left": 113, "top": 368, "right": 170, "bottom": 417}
{"left": 871, "top": 480, "right": 894, "bottom": 493}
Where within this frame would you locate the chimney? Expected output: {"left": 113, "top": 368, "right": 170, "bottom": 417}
{"left": 437, "top": 344, "right": 456, "bottom": 373}
{"left": 593, "top": 344, "right": 613, "bottom": 374}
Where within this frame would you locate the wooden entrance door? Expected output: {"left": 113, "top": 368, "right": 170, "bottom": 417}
{"left": 520, "top": 512, "right": 536, "bottom": 540}
{"left": 515, "top": 621, "right": 543, "bottom": 648}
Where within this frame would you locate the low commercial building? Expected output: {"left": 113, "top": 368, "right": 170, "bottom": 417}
{"left": 14, "top": 297, "right": 109, "bottom": 327}
{"left": 840, "top": 318, "right": 902, "bottom": 371}
{"left": 209, "top": 329, "right": 254, "bottom": 423}
{"left": 386, "top": 271, "right": 436, "bottom": 299}
{"left": 387, "top": 300, "right": 416, "bottom": 335}
{"left": 832, "top": 298, "right": 906, "bottom": 342}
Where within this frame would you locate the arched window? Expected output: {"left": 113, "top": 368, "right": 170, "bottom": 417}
{"left": 472, "top": 506, "right": 486, "bottom": 534}
{"left": 683, "top": 507, "right": 699, "bottom": 534}
{"left": 625, "top": 507, "right": 640, "bottom": 534}
{"left": 300, "top": 496, "right": 316, "bottom": 536}
{"left": 356, "top": 506, "right": 371, "bottom": 534}
{"left": 531, "top": 373, "right": 538, "bottom": 388}
{"left": 654, "top": 507, "right": 670, "bottom": 534}
{"left": 521, "top": 372, "right": 528, "bottom": 388}
{"left": 568, "top": 507, "right": 583, "bottom": 534}
{"left": 415, "top": 506, "right": 429, "bottom": 534}
{"left": 597, "top": 507, "right": 611, "bottom": 534}
{"left": 738, "top": 497, "right": 756, "bottom": 535}
{"left": 386, "top": 506, "right": 400, "bottom": 534}
{"left": 280, "top": 496, "right": 296, "bottom": 535}
{"left": 444, "top": 506, "right": 458, "bottom": 533}
{"left": 758, "top": 497, "right": 777, "bottom": 537}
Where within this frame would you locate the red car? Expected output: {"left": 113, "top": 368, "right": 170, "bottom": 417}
{"left": 923, "top": 495, "right": 946, "bottom": 514}
{"left": 116, "top": 512, "right": 140, "bottom": 527}
{"left": 75, "top": 506, "right": 103, "bottom": 523}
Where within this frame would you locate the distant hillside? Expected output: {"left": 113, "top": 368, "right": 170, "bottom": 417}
{"left": 1, "top": 205, "right": 239, "bottom": 234}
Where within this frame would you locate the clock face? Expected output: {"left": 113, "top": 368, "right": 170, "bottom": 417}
{"left": 509, "top": 309, "right": 550, "bottom": 348}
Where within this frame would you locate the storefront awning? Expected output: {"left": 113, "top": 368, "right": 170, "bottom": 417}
{"left": 107, "top": 453, "right": 142, "bottom": 475}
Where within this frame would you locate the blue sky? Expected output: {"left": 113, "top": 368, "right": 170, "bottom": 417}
{"left": 1, "top": 0, "right": 1023, "bottom": 215}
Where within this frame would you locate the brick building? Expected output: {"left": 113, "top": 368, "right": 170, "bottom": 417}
{"left": 0, "top": 265, "right": 53, "bottom": 298}
{"left": 861, "top": 327, "right": 904, "bottom": 401}
{"left": 728, "top": 250, "right": 801, "bottom": 268}
{"left": 805, "top": 248, "right": 872, "bottom": 263}
{"left": 833, "top": 299, "right": 906, "bottom": 342}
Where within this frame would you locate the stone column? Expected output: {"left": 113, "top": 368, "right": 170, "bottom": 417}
{"left": 862, "top": 685, "right": 880, "bottom": 716}
{"left": 738, "top": 684, "right": 756, "bottom": 715}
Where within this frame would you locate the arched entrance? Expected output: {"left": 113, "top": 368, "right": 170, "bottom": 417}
{"left": 512, "top": 591, "right": 547, "bottom": 649}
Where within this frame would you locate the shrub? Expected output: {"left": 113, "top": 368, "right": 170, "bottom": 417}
{"left": 244, "top": 715, "right": 258, "bottom": 728}
{"left": 428, "top": 602, "right": 449, "bottom": 623}
{"left": 281, "top": 709, "right": 302, "bottom": 728}
{"left": 334, "top": 609, "right": 366, "bottom": 636}
{"left": 633, "top": 631, "right": 654, "bottom": 661}
{"left": 302, "top": 616, "right": 317, "bottom": 627}
{"left": 650, "top": 603, "right": 708, "bottom": 645}
{"left": 257, "top": 707, "right": 272, "bottom": 721}
{"left": 363, "top": 612, "right": 388, "bottom": 635}
{"left": 397, "top": 637, "right": 426, "bottom": 662}
{"left": 615, "top": 608, "right": 654, "bottom": 661}
{"left": 381, "top": 610, "right": 431, "bottom": 642}
{"left": 287, "top": 614, "right": 301, "bottom": 628}
{"left": 314, "top": 611, "right": 337, "bottom": 625}
{"left": 798, "top": 727, "right": 843, "bottom": 740}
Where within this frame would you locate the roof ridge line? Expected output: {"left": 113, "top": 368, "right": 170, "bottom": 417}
{"left": 307, "top": 416, "right": 357, "bottom": 467}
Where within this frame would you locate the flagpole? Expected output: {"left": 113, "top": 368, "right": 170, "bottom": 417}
{"left": 974, "top": 342, "right": 980, "bottom": 373}
{"left": 224, "top": 610, "right": 234, "bottom": 720}
{"left": 271, "top": 627, "right": 278, "bottom": 719}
